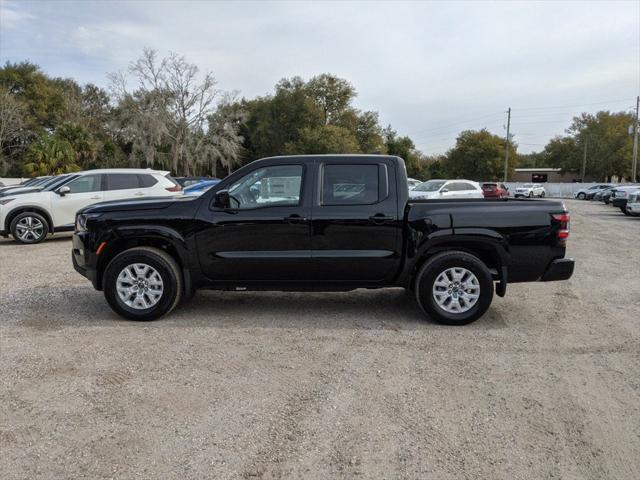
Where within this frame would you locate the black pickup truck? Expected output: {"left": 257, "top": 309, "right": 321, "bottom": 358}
{"left": 72, "top": 155, "right": 574, "bottom": 325}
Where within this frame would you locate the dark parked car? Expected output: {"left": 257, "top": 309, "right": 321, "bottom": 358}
{"left": 601, "top": 188, "right": 615, "bottom": 204}
{"left": 610, "top": 185, "right": 640, "bottom": 214}
{"left": 481, "top": 182, "right": 508, "bottom": 198}
{"left": 593, "top": 186, "right": 615, "bottom": 202}
{"left": 73, "top": 155, "right": 574, "bottom": 325}
{"left": 575, "top": 184, "right": 614, "bottom": 200}
{"left": 0, "top": 174, "right": 73, "bottom": 198}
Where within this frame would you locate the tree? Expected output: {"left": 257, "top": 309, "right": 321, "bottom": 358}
{"left": 516, "top": 151, "right": 548, "bottom": 169}
{"left": 55, "top": 123, "right": 98, "bottom": 167}
{"left": 0, "top": 86, "right": 28, "bottom": 175}
{"left": 443, "top": 129, "right": 516, "bottom": 181}
{"left": 542, "top": 136, "right": 580, "bottom": 171}
{"left": 383, "top": 126, "right": 427, "bottom": 179}
{"left": 566, "top": 111, "right": 634, "bottom": 180}
{"left": 204, "top": 94, "right": 248, "bottom": 176}
{"left": 109, "top": 48, "right": 237, "bottom": 175}
{"left": 284, "top": 125, "right": 360, "bottom": 154}
{"left": 0, "top": 62, "right": 69, "bottom": 132}
{"left": 306, "top": 74, "right": 355, "bottom": 125}
{"left": 354, "top": 111, "right": 386, "bottom": 154}
{"left": 22, "top": 135, "right": 81, "bottom": 176}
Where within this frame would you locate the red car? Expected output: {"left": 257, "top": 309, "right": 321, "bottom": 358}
{"left": 481, "top": 183, "right": 509, "bottom": 198}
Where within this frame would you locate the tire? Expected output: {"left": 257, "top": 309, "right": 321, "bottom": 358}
{"left": 103, "top": 246, "right": 183, "bottom": 321}
{"left": 414, "top": 251, "right": 494, "bottom": 326}
{"left": 528, "top": 191, "right": 533, "bottom": 198}
{"left": 577, "top": 192, "right": 585, "bottom": 200}
{"left": 10, "top": 212, "right": 49, "bottom": 244}
{"left": 540, "top": 191, "right": 546, "bottom": 198}
{"left": 622, "top": 206, "right": 631, "bottom": 216}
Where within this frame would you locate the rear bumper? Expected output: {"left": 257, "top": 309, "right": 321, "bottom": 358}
{"left": 540, "top": 258, "right": 575, "bottom": 282}
{"left": 612, "top": 198, "right": 627, "bottom": 208}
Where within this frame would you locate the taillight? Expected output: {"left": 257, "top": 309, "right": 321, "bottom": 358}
{"left": 552, "top": 213, "right": 570, "bottom": 245}
{"left": 165, "top": 185, "right": 182, "bottom": 192}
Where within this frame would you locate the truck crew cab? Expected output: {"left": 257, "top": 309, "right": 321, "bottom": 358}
{"left": 72, "top": 155, "right": 574, "bottom": 325}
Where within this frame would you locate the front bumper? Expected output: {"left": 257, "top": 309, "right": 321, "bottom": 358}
{"left": 540, "top": 258, "right": 575, "bottom": 282}
{"left": 72, "top": 232, "right": 100, "bottom": 289}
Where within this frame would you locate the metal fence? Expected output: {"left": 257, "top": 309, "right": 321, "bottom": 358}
{"left": 0, "top": 177, "right": 25, "bottom": 186}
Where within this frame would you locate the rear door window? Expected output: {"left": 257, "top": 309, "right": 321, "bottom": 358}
{"left": 107, "top": 174, "right": 140, "bottom": 191}
{"left": 322, "top": 164, "right": 379, "bottom": 205}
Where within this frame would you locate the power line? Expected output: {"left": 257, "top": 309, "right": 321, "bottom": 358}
{"left": 404, "top": 112, "right": 503, "bottom": 137}
{"left": 514, "top": 98, "right": 635, "bottom": 112}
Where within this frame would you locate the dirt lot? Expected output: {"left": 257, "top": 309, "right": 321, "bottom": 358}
{"left": 1, "top": 199, "right": 638, "bottom": 479}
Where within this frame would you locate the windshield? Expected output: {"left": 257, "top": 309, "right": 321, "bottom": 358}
{"left": 43, "top": 175, "right": 76, "bottom": 191}
{"left": 414, "top": 180, "right": 446, "bottom": 192}
{"left": 522, "top": 183, "right": 534, "bottom": 188}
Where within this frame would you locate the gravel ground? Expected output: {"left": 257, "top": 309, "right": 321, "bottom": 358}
{"left": 1, "top": 199, "right": 639, "bottom": 479}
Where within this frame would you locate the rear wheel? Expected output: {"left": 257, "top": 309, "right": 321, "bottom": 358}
{"left": 540, "top": 191, "right": 545, "bottom": 198}
{"left": 10, "top": 212, "right": 49, "bottom": 244}
{"left": 415, "top": 251, "right": 494, "bottom": 325}
{"left": 622, "top": 206, "right": 631, "bottom": 216}
{"left": 103, "top": 247, "right": 183, "bottom": 321}
{"left": 528, "top": 191, "right": 533, "bottom": 198}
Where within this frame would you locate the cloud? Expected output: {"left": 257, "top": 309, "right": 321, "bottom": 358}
{"left": 0, "top": 1, "right": 35, "bottom": 30}
{"left": 1, "top": 0, "right": 638, "bottom": 154}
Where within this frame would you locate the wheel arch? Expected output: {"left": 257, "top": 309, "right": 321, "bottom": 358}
{"left": 408, "top": 236, "right": 510, "bottom": 290}
{"left": 95, "top": 230, "right": 191, "bottom": 293}
{"left": 5, "top": 206, "right": 54, "bottom": 234}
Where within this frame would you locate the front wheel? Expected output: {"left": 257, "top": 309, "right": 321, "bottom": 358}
{"left": 577, "top": 192, "right": 585, "bottom": 200}
{"left": 622, "top": 206, "right": 631, "bottom": 216}
{"left": 10, "top": 212, "right": 49, "bottom": 244}
{"left": 415, "top": 251, "right": 494, "bottom": 325}
{"left": 103, "top": 247, "right": 183, "bottom": 321}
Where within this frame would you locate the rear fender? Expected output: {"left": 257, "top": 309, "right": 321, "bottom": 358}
{"left": 403, "top": 231, "right": 511, "bottom": 290}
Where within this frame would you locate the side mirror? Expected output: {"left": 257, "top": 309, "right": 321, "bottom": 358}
{"left": 57, "top": 186, "right": 71, "bottom": 196}
{"left": 214, "top": 189, "right": 231, "bottom": 209}
{"left": 440, "top": 188, "right": 449, "bottom": 194}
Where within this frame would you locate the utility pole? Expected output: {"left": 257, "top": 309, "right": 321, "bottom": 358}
{"left": 632, "top": 95, "right": 639, "bottom": 183}
{"left": 581, "top": 136, "right": 588, "bottom": 182}
{"left": 503, "top": 107, "right": 511, "bottom": 182}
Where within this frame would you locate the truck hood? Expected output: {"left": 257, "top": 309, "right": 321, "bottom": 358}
{"left": 80, "top": 195, "right": 197, "bottom": 214}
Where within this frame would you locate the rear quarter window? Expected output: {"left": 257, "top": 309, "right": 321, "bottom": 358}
{"left": 138, "top": 174, "right": 158, "bottom": 188}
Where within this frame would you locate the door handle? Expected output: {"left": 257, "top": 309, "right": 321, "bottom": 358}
{"left": 134, "top": 192, "right": 145, "bottom": 196}
{"left": 90, "top": 196, "right": 101, "bottom": 200}
{"left": 285, "top": 214, "right": 307, "bottom": 223}
{"left": 369, "top": 214, "right": 394, "bottom": 224}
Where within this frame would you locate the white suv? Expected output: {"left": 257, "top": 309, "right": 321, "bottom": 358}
{"left": 0, "top": 169, "right": 181, "bottom": 244}
{"left": 514, "top": 183, "right": 546, "bottom": 198}
{"left": 409, "top": 179, "right": 484, "bottom": 199}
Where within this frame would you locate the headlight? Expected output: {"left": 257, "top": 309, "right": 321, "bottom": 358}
{"left": 0, "top": 198, "right": 15, "bottom": 206}
{"left": 75, "top": 213, "right": 101, "bottom": 232}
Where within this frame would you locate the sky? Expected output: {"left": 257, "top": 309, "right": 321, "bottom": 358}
{"left": 1, "top": 0, "right": 638, "bottom": 154}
